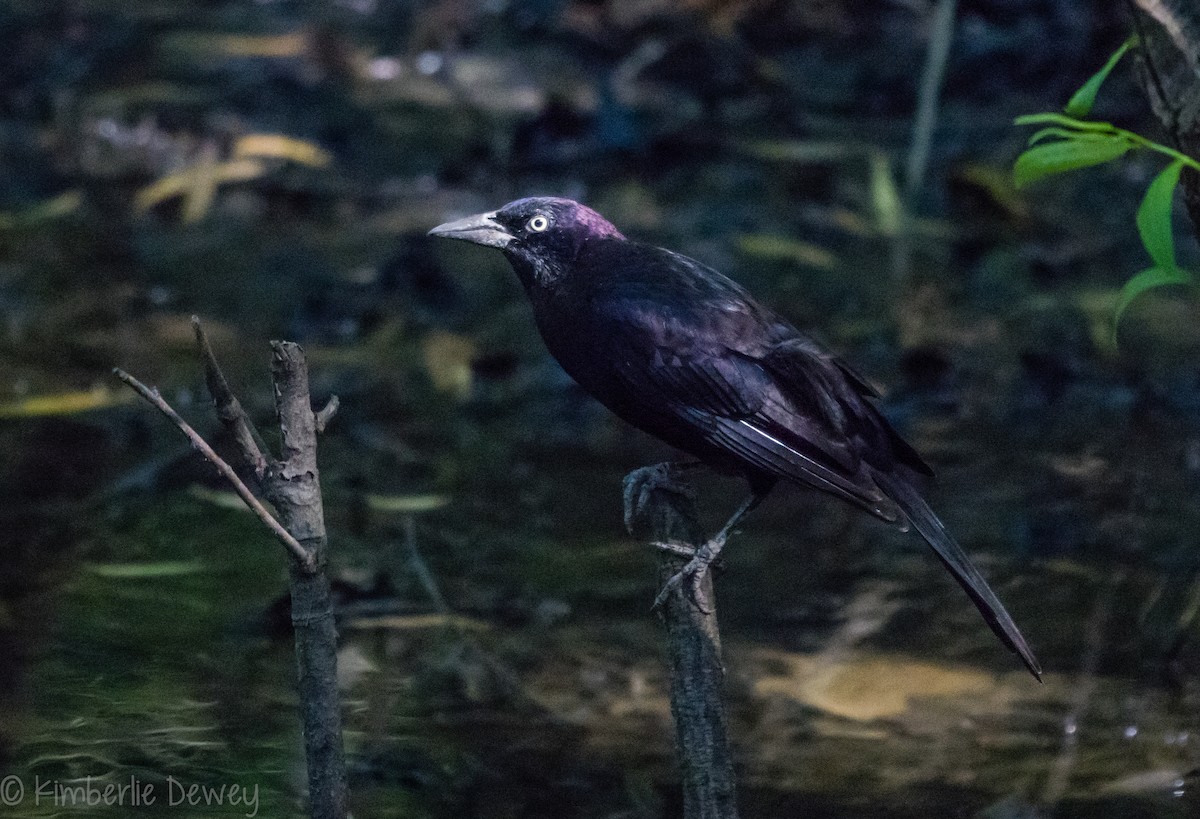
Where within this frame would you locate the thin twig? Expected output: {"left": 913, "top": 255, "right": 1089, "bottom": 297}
{"left": 193, "top": 316, "right": 271, "bottom": 477}
{"left": 403, "top": 514, "right": 450, "bottom": 614}
{"left": 112, "top": 367, "right": 315, "bottom": 572}
{"left": 315, "top": 395, "right": 340, "bottom": 433}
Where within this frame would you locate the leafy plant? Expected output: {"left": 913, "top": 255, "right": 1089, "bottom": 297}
{"left": 1013, "top": 36, "right": 1199, "bottom": 339}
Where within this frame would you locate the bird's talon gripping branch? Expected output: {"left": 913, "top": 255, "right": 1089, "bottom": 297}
{"left": 652, "top": 537, "right": 723, "bottom": 614}
{"left": 622, "top": 462, "right": 697, "bottom": 535}
{"left": 651, "top": 566, "right": 687, "bottom": 612}
{"left": 653, "top": 540, "right": 699, "bottom": 559}
{"left": 651, "top": 560, "right": 712, "bottom": 614}
{"left": 690, "top": 573, "right": 712, "bottom": 614}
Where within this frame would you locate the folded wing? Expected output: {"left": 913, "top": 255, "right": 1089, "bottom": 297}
{"left": 597, "top": 292, "right": 1041, "bottom": 678}
{"left": 599, "top": 295, "right": 906, "bottom": 521}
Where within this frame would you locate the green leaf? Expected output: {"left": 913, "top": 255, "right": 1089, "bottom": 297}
{"left": 869, "top": 151, "right": 903, "bottom": 237}
{"left": 1112, "top": 266, "right": 1194, "bottom": 338}
{"left": 1065, "top": 36, "right": 1136, "bottom": 118}
{"left": 0, "top": 190, "right": 82, "bottom": 231}
{"left": 1136, "top": 158, "right": 1184, "bottom": 271}
{"left": 1028, "top": 127, "right": 1083, "bottom": 146}
{"left": 89, "top": 561, "right": 206, "bottom": 578}
{"left": 1012, "top": 135, "right": 1131, "bottom": 187}
{"left": 1013, "top": 112, "right": 1119, "bottom": 133}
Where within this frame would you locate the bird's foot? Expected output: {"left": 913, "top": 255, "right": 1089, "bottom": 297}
{"left": 622, "top": 462, "right": 698, "bottom": 535}
{"left": 652, "top": 540, "right": 699, "bottom": 560}
{"left": 652, "top": 536, "right": 724, "bottom": 614}
{"left": 651, "top": 540, "right": 726, "bottom": 571}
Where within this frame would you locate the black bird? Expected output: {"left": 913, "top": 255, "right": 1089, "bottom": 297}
{"left": 430, "top": 197, "right": 1041, "bottom": 679}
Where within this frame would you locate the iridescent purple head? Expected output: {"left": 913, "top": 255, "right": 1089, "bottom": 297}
{"left": 429, "top": 197, "right": 624, "bottom": 289}
{"left": 497, "top": 197, "right": 623, "bottom": 242}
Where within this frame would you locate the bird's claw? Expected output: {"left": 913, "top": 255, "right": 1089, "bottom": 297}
{"left": 651, "top": 540, "right": 725, "bottom": 572}
{"left": 622, "top": 462, "right": 696, "bottom": 535}
{"left": 651, "top": 538, "right": 722, "bottom": 615}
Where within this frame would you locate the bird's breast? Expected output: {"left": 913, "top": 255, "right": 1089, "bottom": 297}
{"left": 534, "top": 303, "right": 621, "bottom": 397}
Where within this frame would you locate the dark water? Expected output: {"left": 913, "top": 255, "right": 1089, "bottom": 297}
{"left": 2, "top": 1, "right": 1200, "bottom": 816}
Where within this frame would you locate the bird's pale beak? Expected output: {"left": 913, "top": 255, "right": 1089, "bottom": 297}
{"left": 427, "top": 211, "right": 512, "bottom": 248}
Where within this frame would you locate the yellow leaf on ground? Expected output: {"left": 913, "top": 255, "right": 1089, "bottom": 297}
{"left": 234, "top": 134, "right": 331, "bottom": 168}
{"left": 342, "top": 613, "right": 489, "bottom": 632}
{"left": 0, "top": 386, "right": 131, "bottom": 418}
{"left": 134, "top": 157, "right": 266, "bottom": 218}
{"left": 212, "top": 31, "right": 309, "bottom": 58}
{"left": 365, "top": 494, "right": 451, "bottom": 514}
{"left": 736, "top": 234, "right": 839, "bottom": 270}
{"left": 954, "top": 163, "right": 1031, "bottom": 221}
{"left": 422, "top": 331, "right": 475, "bottom": 399}
{"left": 751, "top": 648, "right": 998, "bottom": 721}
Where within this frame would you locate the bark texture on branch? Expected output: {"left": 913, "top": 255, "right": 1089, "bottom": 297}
{"left": 189, "top": 324, "right": 347, "bottom": 819}
{"left": 123, "top": 325, "right": 351, "bottom": 818}
{"left": 263, "top": 342, "right": 347, "bottom": 819}
{"left": 624, "top": 464, "right": 738, "bottom": 819}
{"left": 1131, "top": 0, "right": 1200, "bottom": 237}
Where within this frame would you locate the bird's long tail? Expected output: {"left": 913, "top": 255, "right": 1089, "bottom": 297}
{"left": 875, "top": 472, "right": 1042, "bottom": 681}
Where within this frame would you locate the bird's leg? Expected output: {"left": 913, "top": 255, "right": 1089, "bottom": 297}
{"left": 653, "top": 490, "right": 766, "bottom": 614}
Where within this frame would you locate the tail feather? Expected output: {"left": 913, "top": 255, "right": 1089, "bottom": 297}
{"left": 876, "top": 473, "right": 1042, "bottom": 681}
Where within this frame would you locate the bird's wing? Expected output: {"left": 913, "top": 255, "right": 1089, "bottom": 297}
{"left": 760, "top": 338, "right": 932, "bottom": 478}
{"left": 596, "top": 296, "right": 904, "bottom": 520}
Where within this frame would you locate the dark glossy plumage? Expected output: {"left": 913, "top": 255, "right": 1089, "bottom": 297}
{"left": 430, "top": 197, "right": 1040, "bottom": 679}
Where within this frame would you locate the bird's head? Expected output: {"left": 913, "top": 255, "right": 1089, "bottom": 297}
{"left": 428, "top": 197, "right": 623, "bottom": 290}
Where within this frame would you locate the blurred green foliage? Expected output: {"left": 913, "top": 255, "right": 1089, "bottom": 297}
{"left": 1014, "top": 36, "right": 1199, "bottom": 340}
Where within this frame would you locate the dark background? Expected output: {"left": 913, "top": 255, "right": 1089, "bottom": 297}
{"left": 2, "top": 0, "right": 1199, "bottom": 816}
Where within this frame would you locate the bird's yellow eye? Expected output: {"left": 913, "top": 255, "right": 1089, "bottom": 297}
{"left": 527, "top": 215, "right": 550, "bottom": 232}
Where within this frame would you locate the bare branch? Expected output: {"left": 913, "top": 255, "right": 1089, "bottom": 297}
{"left": 192, "top": 316, "right": 271, "bottom": 478}
{"left": 315, "top": 395, "right": 339, "bottom": 433}
{"left": 623, "top": 464, "right": 738, "bottom": 819}
{"left": 267, "top": 342, "right": 327, "bottom": 544}
{"left": 260, "top": 342, "right": 348, "bottom": 818}
{"left": 272, "top": 342, "right": 318, "bottom": 472}
{"left": 112, "top": 367, "right": 316, "bottom": 572}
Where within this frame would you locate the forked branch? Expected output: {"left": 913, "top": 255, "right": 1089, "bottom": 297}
{"left": 112, "top": 366, "right": 314, "bottom": 571}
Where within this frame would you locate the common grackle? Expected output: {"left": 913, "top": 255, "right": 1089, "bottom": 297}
{"left": 430, "top": 197, "right": 1041, "bottom": 679}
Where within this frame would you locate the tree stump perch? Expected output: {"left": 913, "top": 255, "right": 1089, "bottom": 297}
{"left": 115, "top": 323, "right": 348, "bottom": 819}
{"left": 624, "top": 464, "right": 739, "bottom": 819}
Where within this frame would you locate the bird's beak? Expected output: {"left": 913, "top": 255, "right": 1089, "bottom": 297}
{"left": 427, "top": 211, "right": 512, "bottom": 248}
